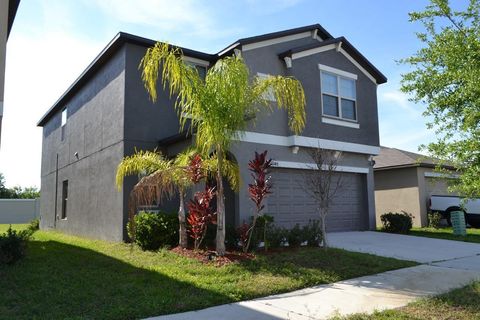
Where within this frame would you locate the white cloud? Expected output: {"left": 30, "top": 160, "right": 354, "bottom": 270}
{"left": 380, "top": 90, "right": 423, "bottom": 119}
{"left": 88, "top": 0, "right": 238, "bottom": 40}
{"left": 0, "top": 30, "right": 103, "bottom": 188}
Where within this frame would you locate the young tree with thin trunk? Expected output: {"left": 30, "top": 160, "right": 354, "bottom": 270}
{"left": 303, "top": 148, "right": 343, "bottom": 248}
{"left": 140, "top": 43, "right": 306, "bottom": 255}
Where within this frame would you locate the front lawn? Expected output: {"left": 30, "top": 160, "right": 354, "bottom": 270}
{"left": 339, "top": 281, "right": 480, "bottom": 319}
{"left": 0, "top": 225, "right": 415, "bottom": 320}
{"left": 409, "top": 227, "right": 480, "bottom": 244}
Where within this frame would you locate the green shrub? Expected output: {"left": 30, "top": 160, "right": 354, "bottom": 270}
{"left": 128, "top": 211, "right": 179, "bottom": 251}
{"left": 225, "top": 225, "right": 239, "bottom": 250}
{"left": 381, "top": 211, "right": 413, "bottom": 234}
{"left": 287, "top": 224, "right": 303, "bottom": 247}
{"left": 28, "top": 218, "right": 40, "bottom": 232}
{"left": 428, "top": 212, "right": 443, "bottom": 229}
{"left": 0, "top": 226, "right": 33, "bottom": 265}
{"left": 302, "top": 220, "right": 322, "bottom": 247}
{"left": 266, "top": 226, "right": 287, "bottom": 248}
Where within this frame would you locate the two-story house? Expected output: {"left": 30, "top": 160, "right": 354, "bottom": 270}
{"left": 38, "top": 25, "right": 387, "bottom": 241}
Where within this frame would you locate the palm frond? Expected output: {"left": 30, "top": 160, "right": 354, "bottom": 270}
{"left": 115, "top": 150, "right": 172, "bottom": 190}
{"left": 139, "top": 42, "right": 203, "bottom": 131}
{"left": 253, "top": 75, "right": 306, "bottom": 134}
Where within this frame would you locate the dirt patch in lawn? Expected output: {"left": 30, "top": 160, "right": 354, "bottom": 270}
{"left": 171, "top": 247, "right": 255, "bottom": 266}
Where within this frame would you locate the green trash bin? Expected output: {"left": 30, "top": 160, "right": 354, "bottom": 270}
{"left": 451, "top": 210, "right": 466, "bottom": 236}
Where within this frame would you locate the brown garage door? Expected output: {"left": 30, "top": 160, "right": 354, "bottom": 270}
{"left": 266, "top": 168, "right": 368, "bottom": 231}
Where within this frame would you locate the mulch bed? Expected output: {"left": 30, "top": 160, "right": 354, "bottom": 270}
{"left": 171, "top": 247, "right": 255, "bottom": 266}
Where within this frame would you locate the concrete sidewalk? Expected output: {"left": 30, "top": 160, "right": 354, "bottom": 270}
{"left": 147, "top": 232, "right": 480, "bottom": 320}
{"left": 146, "top": 261, "right": 480, "bottom": 320}
{"left": 328, "top": 231, "right": 480, "bottom": 263}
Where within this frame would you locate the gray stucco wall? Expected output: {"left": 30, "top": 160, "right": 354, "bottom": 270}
{"left": 241, "top": 37, "right": 379, "bottom": 146}
{"left": 40, "top": 46, "right": 127, "bottom": 241}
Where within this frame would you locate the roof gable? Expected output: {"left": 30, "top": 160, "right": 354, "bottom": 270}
{"left": 279, "top": 37, "right": 387, "bottom": 84}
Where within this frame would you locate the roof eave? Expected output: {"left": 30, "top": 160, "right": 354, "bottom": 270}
{"left": 7, "top": 0, "right": 20, "bottom": 39}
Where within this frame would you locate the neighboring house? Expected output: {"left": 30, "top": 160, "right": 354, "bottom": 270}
{"left": 0, "top": 0, "right": 20, "bottom": 146}
{"left": 374, "top": 146, "right": 457, "bottom": 227}
{"left": 37, "top": 24, "right": 387, "bottom": 241}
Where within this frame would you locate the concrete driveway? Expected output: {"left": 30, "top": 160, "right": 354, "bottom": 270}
{"left": 328, "top": 231, "right": 480, "bottom": 263}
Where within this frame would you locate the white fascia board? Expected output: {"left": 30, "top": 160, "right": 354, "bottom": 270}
{"left": 234, "top": 131, "right": 380, "bottom": 155}
{"left": 321, "top": 117, "right": 360, "bottom": 129}
{"left": 338, "top": 47, "right": 377, "bottom": 84}
{"left": 291, "top": 44, "right": 336, "bottom": 60}
{"left": 424, "top": 171, "right": 460, "bottom": 179}
{"left": 182, "top": 56, "right": 210, "bottom": 67}
{"left": 290, "top": 135, "right": 380, "bottom": 155}
{"left": 217, "top": 42, "right": 240, "bottom": 56}
{"left": 273, "top": 160, "right": 370, "bottom": 174}
{"left": 318, "top": 64, "right": 358, "bottom": 80}
{"left": 242, "top": 31, "right": 312, "bottom": 51}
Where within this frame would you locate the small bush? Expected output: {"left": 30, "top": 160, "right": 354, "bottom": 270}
{"left": 0, "top": 226, "right": 33, "bottom": 265}
{"left": 225, "top": 225, "right": 239, "bottom": 250}
{"left": 28, "top": 218, "right": 40, "bottom": 232}
{"left": 266, "top": 226, "right": 287, "bottom": 248}
{"left": 128, "top": 211, "right": 179, "bottom": 251}
{"left": 287, "top": 224, "right": 303, "bottom": 247}
{"left": 428, "top": 212, "right": 443, "bottom": 229}
{"left": 381, "top": 211, "right": 413, "bottom": 234}
{"left": 302, "top": 220, "right": 322, "bottom": 247}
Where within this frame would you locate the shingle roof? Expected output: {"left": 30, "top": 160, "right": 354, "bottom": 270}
{"left": 7, "top": 0, "right": 20, "bottom": 39}
{"left": 278, "top": 37, "right": 387, "bottom": 84}
{"left": 373, "top": 146, "right": 448, "bottom": 170}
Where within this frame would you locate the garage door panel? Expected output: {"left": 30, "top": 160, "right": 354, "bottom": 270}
{"left": 267, "top": 168, "right": 368, "bottom": 232}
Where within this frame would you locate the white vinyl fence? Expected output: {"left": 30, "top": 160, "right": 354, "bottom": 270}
{"left": 0, "top": 199, "right": 40, "bottom": 224}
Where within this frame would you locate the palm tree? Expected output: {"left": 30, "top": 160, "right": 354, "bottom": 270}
{"left": 116, "top": 149, "right": 239, "bottom": 249}
{"left": 140, "top": 43, "right": 306, "bottom": 255}
{"left": 116, "top": 149, "right": 194, "bottom": 248}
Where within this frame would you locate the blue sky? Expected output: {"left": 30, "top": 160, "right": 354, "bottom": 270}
{"left": 1, "top": 0, "right": 463, "bottom": 188}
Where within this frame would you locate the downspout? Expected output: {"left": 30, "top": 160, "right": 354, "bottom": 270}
{"left": 53, "top": 153, "right": 58, "bottom": 228}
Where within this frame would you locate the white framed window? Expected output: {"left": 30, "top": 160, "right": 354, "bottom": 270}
{"left": 320, "top": 66, "right": 357, "bottom": 122}
{"left": 257, "top": 72, "right": 275, "bottom": 102}
{"left": 61, "top": 108, "right": 67, "bottom": 126}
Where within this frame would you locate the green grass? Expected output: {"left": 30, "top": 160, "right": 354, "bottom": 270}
{"left": 0, "top": 225, "right": 416, "bottom": 320}
{"left": 0, "top": 224, "right": 28, "bottom": 233}
{"left": 408, "top": 227, "right": 480, "bottom": 244}
{"left": 338, "top": 281, "right": 480, "bottom": 319}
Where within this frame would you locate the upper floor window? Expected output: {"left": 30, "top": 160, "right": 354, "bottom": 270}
{"left": 61, "top": 108, "right": 67, "bottom": 126}
{"left": 320, "top": 68, "right": 357, "bottom": 121}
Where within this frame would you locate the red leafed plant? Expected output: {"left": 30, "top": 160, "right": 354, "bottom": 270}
{"left": 187, "top": 186, "right": 217, "bottom": 250}
{"left": 184, "top": 154, "right": 205, "bottom": 184}
{"left": 244, "top": 151, "right": 273, "bottom": 252}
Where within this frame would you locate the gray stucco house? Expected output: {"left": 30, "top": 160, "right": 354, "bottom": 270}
{"left": 374, "top": 146, "right": 456, "bottom": 227}
{"left": 38, "top": 24, "right": 387, "bottom": 241}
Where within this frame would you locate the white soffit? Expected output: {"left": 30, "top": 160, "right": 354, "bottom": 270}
{"left": 242, "top": 31, "right": 312, "bottom": 51}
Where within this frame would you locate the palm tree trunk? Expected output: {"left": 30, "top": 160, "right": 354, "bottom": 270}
{"left": 216, "top": 147, "right": 226, "bottom": 256}
{"left": 178, "top": 190, "right": 188, "bottom": 248}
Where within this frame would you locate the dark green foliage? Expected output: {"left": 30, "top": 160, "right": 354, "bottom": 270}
{"left": 381, "top": 212, "right": 413, "bottom": 234}
{"left": 0, "top": 174, "right": 40, "bottom": 199}
{"left": 428, "top": 212, "right": 443, "bottom": 229}
{"left": 0, "top": 226, "right": 32, "bottom": 265}
{"left": 302, "top": 220, "right": 322, "bottom": 247}
{"left": 266, "top": 226, "right": 287, "bottom": 248}
{"left": 225, "top": 225, "right": 239, "bottom": 250}
{"left": 28, "top": 219, "right": 40, "bottom": 232}
{"left": 128, "top": 212, "right": 179, "bottom": 251}
{"left": 287, "top": 224, "right": 303, "bottom": 247}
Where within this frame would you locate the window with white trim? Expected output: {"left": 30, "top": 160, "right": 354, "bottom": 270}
{"left": 61, "top": 108, "right": 67, "bottom": 126}
{"left": 257, "top": 73, "right": 275, "bottom": 101}
{"left": 321, "top": 71, "right": 357, "bottom": 121}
